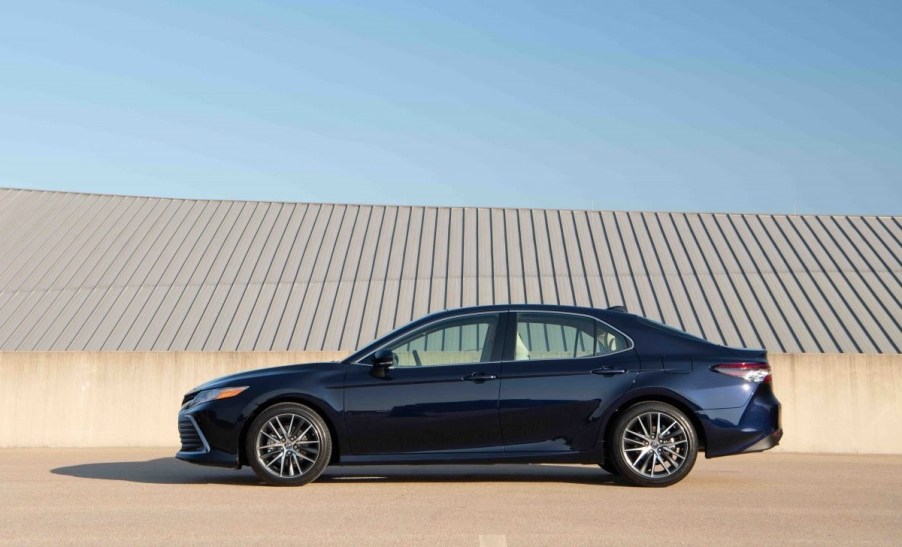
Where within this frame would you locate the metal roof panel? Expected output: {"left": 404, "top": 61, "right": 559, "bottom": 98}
{"left": 0, "top": 189, "right": 897, "bottom": 353}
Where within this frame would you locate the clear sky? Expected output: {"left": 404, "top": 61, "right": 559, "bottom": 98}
{"left": 1, "top": 1, "right": 900, "bottom": 215}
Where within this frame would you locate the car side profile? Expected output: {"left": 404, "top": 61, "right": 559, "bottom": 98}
{"left": 176, "top": 304, "right": 782, "bottom": 487}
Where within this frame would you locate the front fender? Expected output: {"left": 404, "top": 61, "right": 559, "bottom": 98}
{"left": 236, "top": 388, "right": 349, "bottom": 466}
{"left": 184, "top": 364, "right": 347, "bottom": 467}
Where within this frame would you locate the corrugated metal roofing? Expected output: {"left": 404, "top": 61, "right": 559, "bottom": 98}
{"left": 0, "top": 188, "right": 898, "bottom": 353}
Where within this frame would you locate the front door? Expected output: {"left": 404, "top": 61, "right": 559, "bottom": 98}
{"left": 344, "top": 312, "right": 505, "bottom": 455}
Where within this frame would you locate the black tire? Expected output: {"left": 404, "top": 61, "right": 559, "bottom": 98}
{"left": 610, "top": 401, "right": 698, "bottom": 487}
{"left": 598, "top": 460, "right": 619, "bottom": 475}
{"left": 245, "top": 402, "right": 332, "bottom": 486}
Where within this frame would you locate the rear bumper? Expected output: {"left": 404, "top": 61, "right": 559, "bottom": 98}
{"left": 698, "top": 382, "right": 782, "bottom": 458}
{"left": 741, "top": 427, "right": 783, "bottom": 453}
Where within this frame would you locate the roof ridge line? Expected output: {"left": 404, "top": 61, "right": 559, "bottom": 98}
{"left": 0, "top": 186, "right": 895, "bottom": 219}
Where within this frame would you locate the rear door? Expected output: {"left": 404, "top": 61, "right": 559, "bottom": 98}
{"left": 499, "top": 311, "right": 639, "bottom": 453}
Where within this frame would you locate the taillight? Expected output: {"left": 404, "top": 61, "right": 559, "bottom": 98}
{"left": 713, "top": 362, "right": 772, "bottom": 383}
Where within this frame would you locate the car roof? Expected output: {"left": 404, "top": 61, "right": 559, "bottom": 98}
{"left": 420, "top": 303, "right": 631, "bottom": 320}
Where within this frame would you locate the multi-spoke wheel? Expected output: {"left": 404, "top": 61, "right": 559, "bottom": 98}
{"left": 610, "top": 401, "right": 698, "bottom": 487}
{"left": 246, "top": 402, "right": 332, "bottom": 486}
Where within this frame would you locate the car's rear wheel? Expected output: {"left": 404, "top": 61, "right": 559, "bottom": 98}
{"left": 610, "top": 401, "right": 698, "bottom": 487}
{"left": 246, "top": 402, "right": 332, "bottom": 486}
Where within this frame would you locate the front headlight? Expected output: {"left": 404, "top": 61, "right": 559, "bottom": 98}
{"left": 191, "top": 386, "right": 249, "bottom": 407}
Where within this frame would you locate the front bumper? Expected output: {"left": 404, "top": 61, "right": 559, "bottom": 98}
{"left": 175, "top": 393, "right": 249, "bottom": 468}
{"left": 177, "top": 415, "right": 209, "bottom": 454}
{"left": 175, "top": 412, "right": 240, "bottom": 467}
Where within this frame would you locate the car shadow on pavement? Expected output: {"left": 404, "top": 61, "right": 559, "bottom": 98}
{"left": 51, "top": 458, "right": 625, "bottom": 486}
{"left": 51, "top": 458, "right": 261, "bottom": 486}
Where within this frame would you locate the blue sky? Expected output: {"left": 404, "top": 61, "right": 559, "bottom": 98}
{"left": 1, "top": 1, "right": 900, "bottom": 215}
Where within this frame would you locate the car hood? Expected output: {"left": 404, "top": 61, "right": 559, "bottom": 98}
{"left": 186, "top": 361, "right": 338, "bottom": 395}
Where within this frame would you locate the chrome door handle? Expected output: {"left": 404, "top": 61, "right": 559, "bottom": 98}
{"left": 591, "top": 367, "right": 627, "bottom": 375}
{"left": 462, "top": 372, "right": 498, "bottom": 382}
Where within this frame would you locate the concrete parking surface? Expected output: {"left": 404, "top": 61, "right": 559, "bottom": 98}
{"left": 1, "top": 449, "right": 900, "bottom": 545}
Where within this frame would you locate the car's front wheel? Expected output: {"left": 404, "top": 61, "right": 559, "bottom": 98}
{"left": 610, "top": 401, "right": 698, "bottom": 487}
{"left": 597, "top": 460, "right": 619, "bottom": 475}
{"left": 246, "top": 402, "right": 332, "bottom": 486}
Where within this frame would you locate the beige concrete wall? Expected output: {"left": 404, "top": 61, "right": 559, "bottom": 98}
{"left": 1, "top": 351, "right": 900, "bottom": 453}
{"left": 0, "top": 351, "right": 347, "bottom": 448}
{"left": 769, "top": 353, "right": 901, "bottom": 454}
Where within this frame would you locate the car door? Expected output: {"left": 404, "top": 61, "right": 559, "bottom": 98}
{"left": 343, "top": 312, "right": 506, "bottom": 456}
{"left": 499, "top": 311, "right": 639, "bottom": 454}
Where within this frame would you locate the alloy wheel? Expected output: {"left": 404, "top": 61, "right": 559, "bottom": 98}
{"left": 255, "top": 413, "right": 322, "bottom": 479}
{"left": 620, "top": 411, "right": 690, "bottom": 479}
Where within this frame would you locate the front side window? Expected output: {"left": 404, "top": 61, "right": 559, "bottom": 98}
{"left": 513, "top": 312, "right": 629, "bottom": 361}
{"left": 381, "top": 314, "right": 500, "bottom": 367}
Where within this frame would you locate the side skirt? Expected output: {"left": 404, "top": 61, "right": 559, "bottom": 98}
{"left": 337, "top": 447, "right": 604, "bottom": 466}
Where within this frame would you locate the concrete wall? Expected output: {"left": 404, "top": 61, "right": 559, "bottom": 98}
{"left": 1, "top": 351, "right": 900, "bottom": 453}
{"left": 0, "top": 351, "right": 346, "bottom": 448}
{"left": 771, "top": 353, "right": 901, "bottom": 453}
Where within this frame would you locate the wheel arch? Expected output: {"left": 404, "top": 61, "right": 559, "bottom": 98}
{"left": 238, "top": 394, "right": 342, "bottom": 467}
{"left": 600, "top": 391, "right": 708, "bottom": 455}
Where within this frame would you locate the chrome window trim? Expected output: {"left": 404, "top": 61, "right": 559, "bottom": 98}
{"left": 351, "top": 311, "right": 502, "bottom": 366}
{"left": 506, "top": 310, "right": 635, "bottom": 363}
{"left": 176, "top": 415, "right": 211, "bottom": 455}
{"left": 352, "top": 309, "right": 635, "bottom": 366}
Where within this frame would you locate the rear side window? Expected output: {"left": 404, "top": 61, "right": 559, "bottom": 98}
{"left": 513, "top": 312, "right": 630, "bottom": 361}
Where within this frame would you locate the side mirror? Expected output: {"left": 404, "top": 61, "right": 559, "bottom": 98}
{"left": 371, "top": 349, "right": 396, "bottom": 379}
{"left": 372, "top": 348, "right": 396, "bottom": 368}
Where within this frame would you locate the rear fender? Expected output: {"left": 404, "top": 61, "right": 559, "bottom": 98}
{"left": 593, "top": 383, "right": 706, "bottom": 451}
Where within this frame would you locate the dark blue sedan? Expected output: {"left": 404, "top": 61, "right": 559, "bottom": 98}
{"left": 177, "top": 304, "right": 782, "bottom": 487}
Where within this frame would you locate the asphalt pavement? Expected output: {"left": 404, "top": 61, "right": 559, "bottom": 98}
{"left": 1, "top": 449, "right": 899, "bottom": 545}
